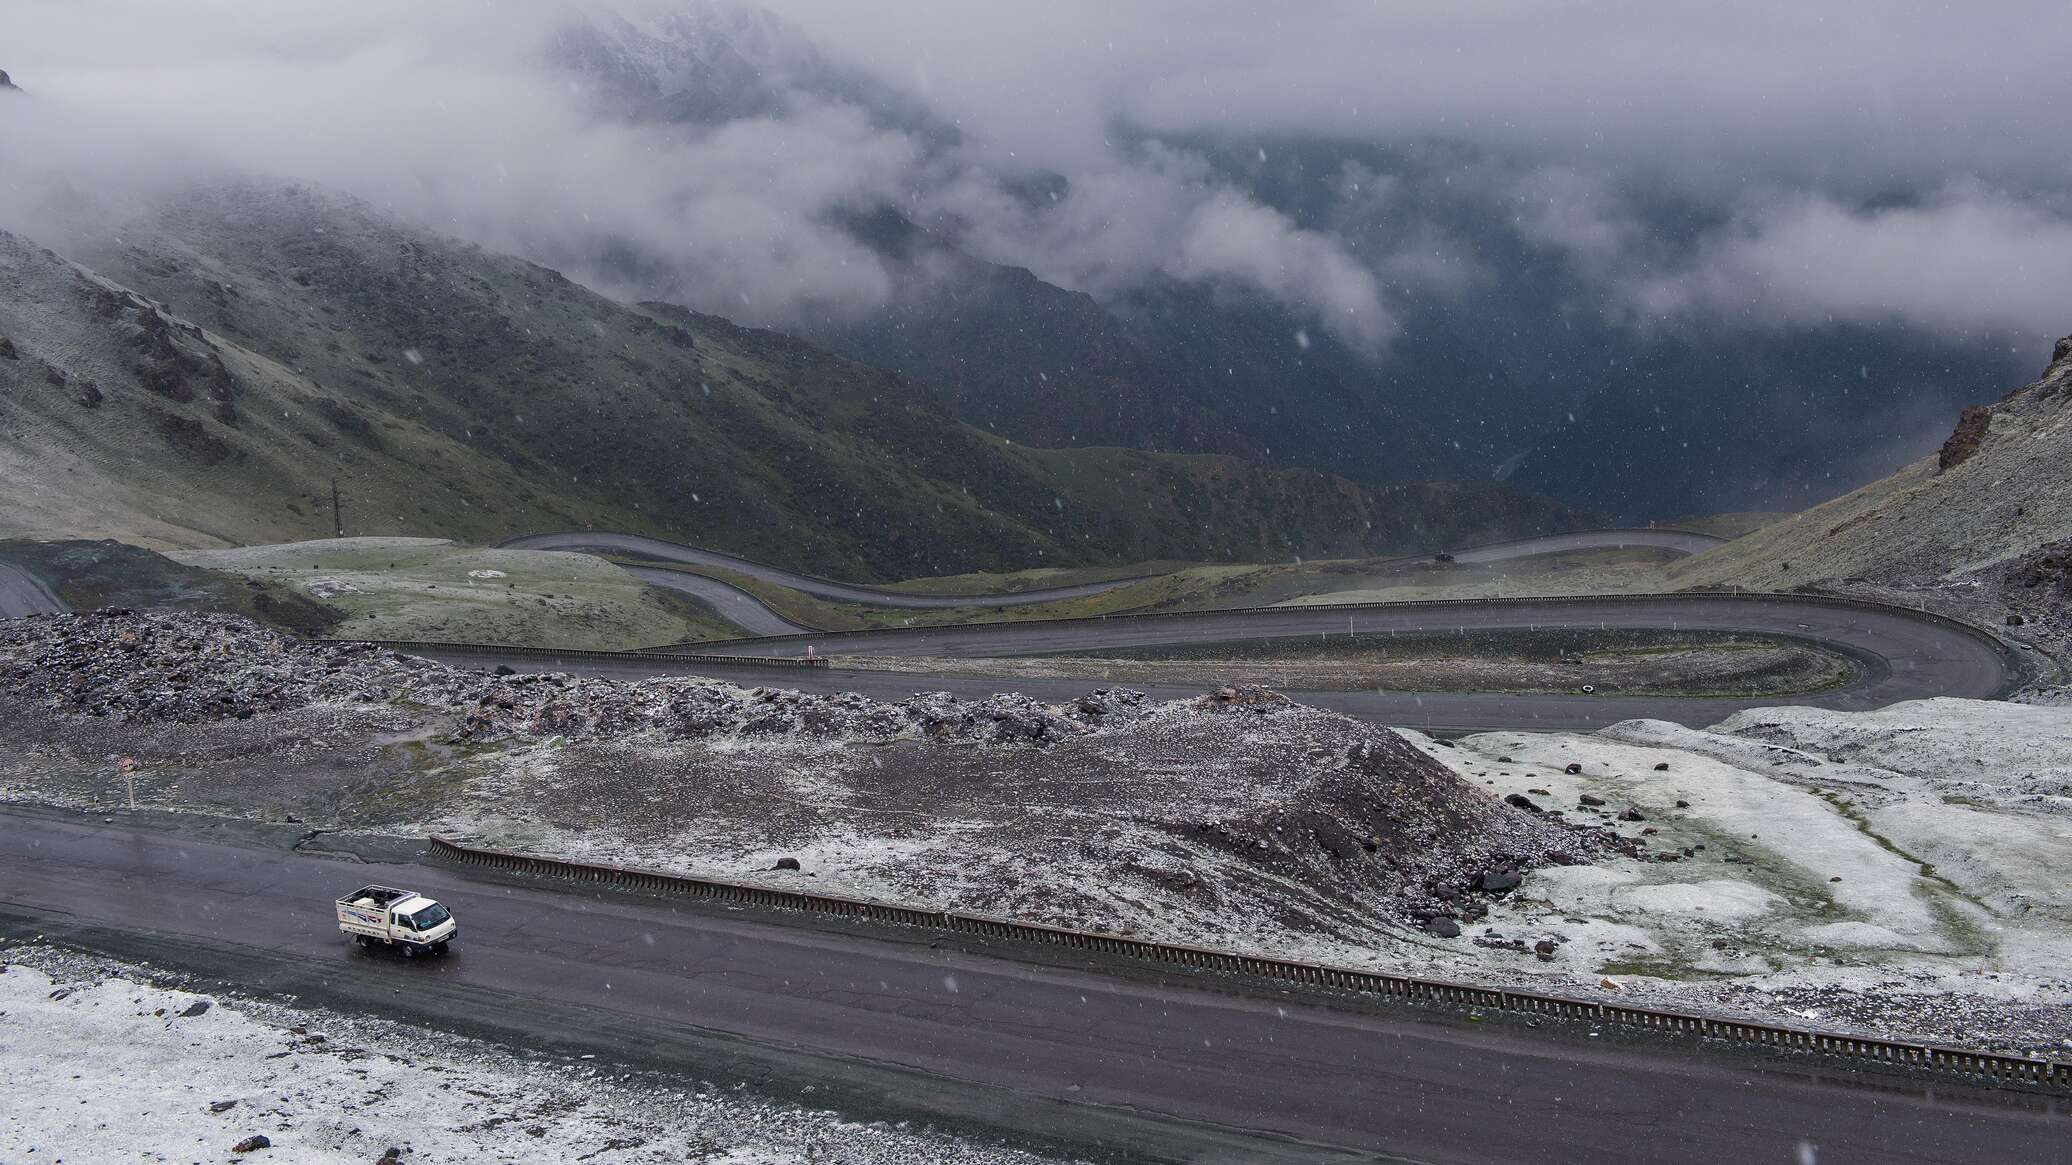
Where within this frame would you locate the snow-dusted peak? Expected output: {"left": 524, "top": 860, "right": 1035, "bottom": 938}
{"left": 612, "top": 0, "right": 826, "bottom": 77}
{"left": 547, "top": 0, "right": 838, "bottom": 123}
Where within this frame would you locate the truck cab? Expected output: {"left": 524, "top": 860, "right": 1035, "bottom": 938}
{"left": 336, "top": 885, "right": 457, "bottom": 956}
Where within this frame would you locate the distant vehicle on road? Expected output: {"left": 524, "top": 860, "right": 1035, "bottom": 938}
{"left": 336, "top": 885, "right": 456, "bottom": 956}
{"left": 1432, "top": 552, "right": 1456, "bottom": 562}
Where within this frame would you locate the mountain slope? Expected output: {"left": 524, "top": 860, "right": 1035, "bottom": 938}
{"left": 545, "top": 6, "right": 1469, "bottom": 487}
{"left": 541, "top": 7, "right": 2030, "bottom": 520}
{"left": 801, "top": 210, "right": 1470, "bottom": 483}
{"left": 0, "top": 228, "right": 615, "bottom": 549}
{"left": 3, "top": 183, "right": 1600, "bottom": 577}
{"left": 1671, "top": 334, "right": 2072, "bottom": 589}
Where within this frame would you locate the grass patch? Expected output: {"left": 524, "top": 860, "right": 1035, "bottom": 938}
{"left": 624, "top": 559, "right": 1230, "bottom": 636}
{"left": 172, "top": 538, "right": 739, "bottom": 650}
{"left": 872, "top": 559, "right": 1189, "bottom": 596}
{"left": 944, "top": 628, "right": 1862, "bottom": 697}
{"left": 0, "top": 538, "right": 340, "bottom": 635}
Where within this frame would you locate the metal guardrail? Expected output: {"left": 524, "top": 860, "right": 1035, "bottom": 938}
{"left": 346, "top": 639, "right": 830, "bottom": 670}
{"left": 428, "top": 836, "right": 2070, "bottom": 1091}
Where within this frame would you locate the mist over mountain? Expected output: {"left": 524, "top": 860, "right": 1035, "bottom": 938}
{"left": 535, "top": 4, "right": 2038, "bottom": 515}
{"left": 7, "top": 0, "right": 2069, "bottom": 522}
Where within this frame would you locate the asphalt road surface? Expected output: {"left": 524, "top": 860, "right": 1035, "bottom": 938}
{"left": 506, "top": 528, "right": 1727, "bottom": 623}
{"left": 502, "top": 530, "right": 1151, "bottom": 609}
{"left": 0, "top": 559, "right": 66, "bottom": 618}
{"left": 622, "top": 563, "right": 812, "bottom": 636}
{"left": 1444, "top": 528, "right": 1724, "bottom": 563}
{"left": 6, "top": 812, "right": 2063, "bottom": 1165}
{"left": 417, "top": 592, "right": 2015, "bottom": 731}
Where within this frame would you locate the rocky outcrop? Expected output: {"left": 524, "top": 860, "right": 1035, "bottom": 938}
{"left": 0, "top": 70, "right": 20, "bottom": 93}
{"left": 1935, "top": 405, "right": 1993, "bottom": 473}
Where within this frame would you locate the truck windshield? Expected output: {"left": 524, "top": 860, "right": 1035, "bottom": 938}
{"left": 409, "top": 903, "right": 451, "bottom": 929}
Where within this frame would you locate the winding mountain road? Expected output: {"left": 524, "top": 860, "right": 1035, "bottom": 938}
{"left": 0, "top": 559, "right": 66, "bottom": 618}
{"left": 6, "top": 810, "right": 2063, "bottom": 1165}
{"left": 0, "top": 536, "right": 2043, "bottom": 1159}
{"left": 429, "top": 529, "right": 2019, "bottom": 732}
{"left": 414, "top": 591, "right": 2016, "bottom": 732}
{"left": 501, "top": 530, "right": 1156, "bottom": 609}
{"left": 505, "top": 527, "right": 1727, "bottom": 624}
{"left": 621, "top": 563, "right": 813, "bottom": 636}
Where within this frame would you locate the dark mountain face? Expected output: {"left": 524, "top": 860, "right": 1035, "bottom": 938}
{"left": 17, "top": 182, "right": 1599, "bottom": 576}
{"left": 803, "top": 213, "right": 1466, "bottom": 483}
{"left": 1505, "top": 327, "right": 2016, "bottom": 519}
{"left": 536, "top": 6, "right": 2026, "bottom": 523}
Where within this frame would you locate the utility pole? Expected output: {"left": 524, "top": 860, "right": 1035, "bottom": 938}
{"left": 330, "top": 478, "right": 343, "bottom": 538}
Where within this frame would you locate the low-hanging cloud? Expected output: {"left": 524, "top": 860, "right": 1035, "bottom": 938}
{"left": 1, "top": 1, "right": 925, "bottom": 326}
{"left": 6, "top": 0, "right": 2071, "bottom": 351}
{"left": 1175, "top": 192, "right": 1395, "bottom": 350}
{"left": 766, "top": 0, "right": 2072, "bottom": 347}
{"left": 0, "top": 0, "right": 1401, "bottom": 345}
{"left": 1632, "top": 189, "right": 2072, "bottom": 341}
{"left": 764, "top": 0, "right": 2072, "bottom": 195}
{"left": 923, "top": 143, "right": 1396, "bottom": 348}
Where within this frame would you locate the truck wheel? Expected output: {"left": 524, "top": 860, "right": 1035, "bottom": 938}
{"left": 433, "top": 941, "right": 449, "bottom": 957}
{"left": 402, "top": 943, "right": 416, "bottom": 959}
{"left": 353, "top": 935, "right": 369, "bottom": 948}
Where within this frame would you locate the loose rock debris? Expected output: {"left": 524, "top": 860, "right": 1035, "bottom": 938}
{"left": 0, "top": 612, "right": 1608, "bottom": 943}
{"left": 8, "top": 611, "right": 2065, "bottom": 1061}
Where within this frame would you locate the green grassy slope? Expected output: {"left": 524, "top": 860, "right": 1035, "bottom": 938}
{"left": 0, "top": 229, "right": 645, "bottom": 550}
{"left": 171, "top": 538, "right": 740, "bottom": 649}
{"left": 11, "top": 181, "right": 1602, "bottom": 579}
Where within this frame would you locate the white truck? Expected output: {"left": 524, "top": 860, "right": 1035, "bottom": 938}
{"left": 336, "top": 885, "right": 457, "bottom": 956}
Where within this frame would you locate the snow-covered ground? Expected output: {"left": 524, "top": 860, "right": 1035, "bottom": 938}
{"left": 418, "top": 698, "right": 2072, "bottom": 1058}
{"left": 3, "top": 613, "right": 2067, "bottom": 1060}
{"left": 0, "top": 947, "right": 1072, "bottom": 1164}
{"left": 1401, "top": 697, "right": 2072, "bottom": 1054}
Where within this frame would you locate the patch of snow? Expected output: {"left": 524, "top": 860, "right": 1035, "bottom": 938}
{"left": 1619, "top": 879, "right": 1783, "bottom": 921}
{"left": 0, "top": 956, "right": 1067, "bottom": 1165}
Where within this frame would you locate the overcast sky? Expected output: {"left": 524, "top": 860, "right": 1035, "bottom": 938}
{"left": 6, "top": 0, "right": 2071, "bottom": 349}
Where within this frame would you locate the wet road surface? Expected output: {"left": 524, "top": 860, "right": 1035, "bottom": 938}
{"left": 4, "top": 811, "right": 2064, "bottom": 1165}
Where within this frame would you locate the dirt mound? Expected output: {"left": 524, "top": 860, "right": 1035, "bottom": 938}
{"left": 1145, "top": 720, "right": 1596, "bottom": 930}
{"left": 0, "top": 610, "right": 1155, "bottom": 749}
{"left": 0, "top": 611, "right": 1602, "bottom": 942}
{"left": 0, "top": 611, "right": 425, "bottom": 722}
